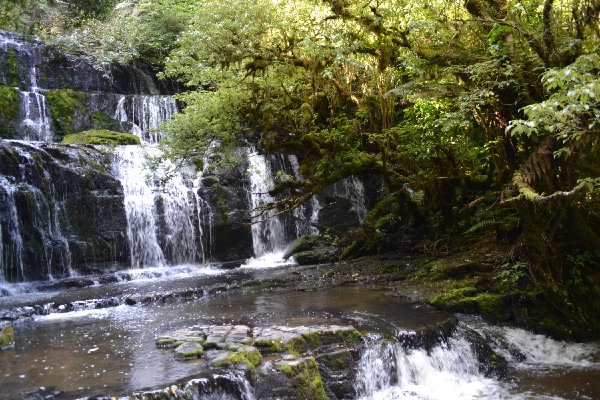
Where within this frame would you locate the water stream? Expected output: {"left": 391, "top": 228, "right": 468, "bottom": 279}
{"left": 1, "top": 274, "right": 599, "bottom": 399}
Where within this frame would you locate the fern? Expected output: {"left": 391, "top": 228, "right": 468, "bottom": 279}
{"left": 463, "top": 219, "right": 498, "bottom": 235}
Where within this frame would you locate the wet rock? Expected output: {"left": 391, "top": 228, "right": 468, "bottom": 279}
{"left": 283, "top": 235, "right": 321, "bottom": 260}
{"left": 462, "top": 327, "right": 509, "bottom": 378}
{"left": 174, "top": 341, "right": 204, "bottom": 360}
{"left": 0, "top": 325, "right": 15, "bottom": 349}
{"left": 396, "top": 315, "right": 458, "bottom": 351}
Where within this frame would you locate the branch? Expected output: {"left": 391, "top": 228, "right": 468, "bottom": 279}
{"left": 329, "top": 77, "right": 362, "bottom": 105}
{"left": 507, "top": 171, "right": 593, "bottom": 203}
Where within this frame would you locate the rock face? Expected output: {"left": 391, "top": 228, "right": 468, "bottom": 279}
{"left": 0, "top": 141, "right": 129, "bottom": 281}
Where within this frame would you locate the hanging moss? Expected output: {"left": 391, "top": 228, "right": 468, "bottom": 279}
{"left": 45, "top": 89, "right": 87, "bottom": 137}
{"left": 62, "top": 130, "right": 141, "bottom": 145}
{"left": 0, "top": 85, "right": 20, "bottom": 138}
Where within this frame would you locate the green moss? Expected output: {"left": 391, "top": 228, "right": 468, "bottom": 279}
{"left": 431, "top": 286, "right": 479, "bottom": 306}
{"left": 0, "top": 85, "right": 20, "bottom": 138}
{"left": 227, "top": 347, "right": 263, "bottom": 369}
{"left": 254, "top": 338, "right": 285, "bottom": 354}
{"left": 90, "top": 111, "right": 126, "bottom": 132}
{"left": 276, "top": 358, "right": 327, "bottom": 400}
{"left": 302, "top": 332, "right": 322, "bottom": 349}
{"left": 316, "top": 349, "right": 352, "bottom": 371}
{"left": 7, "top": 49, "right": 19, "bottom": 87}
{"left": 45, "top": 89, "right": 87, "bottom": 137}
{"left": 467, "top": 294, "right": 504, "bottom": 321}
{"left": 285, "top": 335, "right": 308, "bottom": 355}
{"left": 156, "top": 338, "right": 176, "bottom": 347}
{"left": 0, "top": 326, "right": 15, "bottom": 349}
{"left": 337, "top": 328, "right": 362, "bottom": 343}
{"left": 62, "top": 130, "right": 141, "bottom": 145}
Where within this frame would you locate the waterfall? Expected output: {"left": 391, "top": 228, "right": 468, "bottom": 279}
{"left": 247, "top": 150, "right": 288, "bottom": 256}
{"left": 0, "top": 176, "right": 24, "bottom": 281}
{"left": 332, "top": 175, "right": 368, "bottom": 223}
{"left": 354, "top": 319, "right": 600, "bottom": 400}
{"left": 355, "top": 331, "right": 504, "bottom": 400}
{"left": 112, "top": 94, "right": 178, "bottom": 143}
{"left": 18, "top": 67, "right": 54, "bottom": 142}
{"left": 112, "top": 145, "right": 210, "bottom": 268}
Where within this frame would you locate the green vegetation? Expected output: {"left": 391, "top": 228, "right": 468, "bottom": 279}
{"left": 62, "top": 130, "right": 141, "bottom": 146}
{"left": 275, "top": 358, "right": 328, "bottom": 400}
{"left": 0, "top": 85, "right": 20, "bottom": 138}
{"left": 45, "top": 89, "right": 86, "bottom": 137}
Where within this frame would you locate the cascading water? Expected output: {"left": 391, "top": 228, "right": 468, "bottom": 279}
{"left": 112, "top": 145, "right": 212, "bottom": 268}
{"left": 355, "top": 329, "right": 504, "bottom": 400}
{"left": 247, "top": 149, "right": 289, "bottom": 257}
{"left": 354, "top": 319, "right": 600, "bottom": 400}
{"left": 0, "top": 176, "right": 24, "bottom": 281}
{"left": 111, "top": 94, "right": 178, "bottom": 143}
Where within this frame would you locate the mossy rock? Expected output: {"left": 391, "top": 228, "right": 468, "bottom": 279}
{"left": 302, "top": 332, "right": 322, "bottom": 349}
{"left": 45, "top": 89, "right": 87, "bottom": 137}
{"left": 283, "top": 235, "right": 321, "bottom": 260}
{"left": 226, "top": 347, "right": 263, "bottom": 369}
{"left": 0, "top": 326, "right": 15, "bottom": 349}
{"left": 254, "top": 338, "right": 285, "bottom": 354}
{"left": 431, "top": 286, "right": 479, "bottom": 306}
{"left": 275, "top": 357, "right": 327, "bottom": 400}
{"left": 62, "top": 130, "right": 141, "bottom": 145}
{"left": 0, "top": 85, "right": 20, "bottom": 138}
{"left": 90, "top": 111, "right": 131, "bottom": 132}
{"left": 174, "top": 341, "right": 204, "bottom": 359}
{"left": 285, "top": 335, "right": 308, "bottom": 355}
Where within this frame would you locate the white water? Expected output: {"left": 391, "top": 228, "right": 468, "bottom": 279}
{"left": 247, "top": 150, "right": 288, "bottom": 256}
{"left": 355, "top": 321, "right": 600, "bottom": 400}
{"left": 112, "top": 145, "right": 210, "bottom": 268}
{"left": 18, "top": 67, "right": 54, "bottom": 142}
{"left": 0, "top": 176, "right": 25, "bottom": 282}
{"left": 113, "top": 94, "right": 178, "bottom": 143}
{"left": 355, "top": 333, "right": 504, "bottom": 400}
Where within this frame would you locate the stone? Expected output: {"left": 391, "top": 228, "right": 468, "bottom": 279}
{"left": 174, "top": 341, "right": 204, "bottom": 359}
{"left": 0, "top": 325, "right": 15, "bottom": 349}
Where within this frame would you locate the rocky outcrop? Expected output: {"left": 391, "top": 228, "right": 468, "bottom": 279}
{"left": 0, "top": 140, "right": 129, "bottom": 281}
{"left": 154, "top": 323, "right": 363, "bottom": 400}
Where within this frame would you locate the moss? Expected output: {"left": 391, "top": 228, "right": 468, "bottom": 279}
{"left": 0, "top": 85, "right": 20, "bottom": 138}
{"left": 430, "top": 286, "right": 479, "bottom": 306}
{"left": 90, "top": 111, "right": 125, "bottom": 132}
{"left": 7, "top": 49, "right": 19, "bottom": 87}
{"left": 227, "top": 347, "right": 263, "bottom": 369}
{"left": 0, "top": 326, "right": 15, "bottom": 349}
{"left": 316, "top": 349, "right": 352, "bottom": 371}
{"left": 254, "top": 338, "right": 285, "bottom": 354}
{"left": 156, "top": 338, "right": 176, "bottom": 347}
{"left": 45, "top": 89, "right": 87, "bottom": 137}
{"left": 467, "top": 294, "right": 504, "bottom": 321}
{"left": 62, "top": 130, "right": 141, "bottom": 145}
{"left": 276, "top": 358, "right": 327, "bottom": 400}
{"left": 285, "top": 335, "right": 308, "bottom": 355}
{"left": 302, "top": 332, "right": 322, "bottom": 349}
{"left": 337, "top": 328, "right": 362, "bottom": 343}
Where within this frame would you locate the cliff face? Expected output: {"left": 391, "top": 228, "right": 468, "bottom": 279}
{"left": 0, "top": 141, "right": 128, "bottom": 281}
